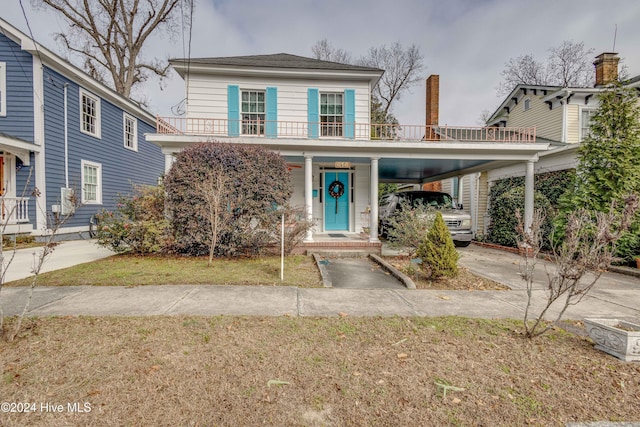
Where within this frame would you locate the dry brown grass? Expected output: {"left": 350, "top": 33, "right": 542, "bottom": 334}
{"left": 2, "top": 316, "right": 639, "bottom": 426}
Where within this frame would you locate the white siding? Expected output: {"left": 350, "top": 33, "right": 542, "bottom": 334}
{"left": 186, "top": 73, "right": 371, "bottom": 137}
{"left": 505, "top": 93, "right": 563, "bottom": 142}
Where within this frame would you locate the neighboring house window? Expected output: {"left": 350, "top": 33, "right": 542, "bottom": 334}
{"left": 81, "top": 160, "right": 102, "bottom": 204}
{"left": 241, "top": 90, "right": 265, "bottom": 135}
{"left": 523, "top": 98, "right": 531, "bottom": 111}
{"left": 123, "top": 113, "right": 138, "bottom": 151}
{"left": 80, "top": 88, "right": 101, "bottom": 138}
{"left": 320, "top": 93, "right": 343, "bottom": 137}
{"left": 581, "top": 109, "right": 596, "bottom": 140}
{"left": 0, "top": 62, "right": 6, "bottom": 117}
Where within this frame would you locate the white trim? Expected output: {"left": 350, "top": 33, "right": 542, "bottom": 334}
{"left": 123, "top": 112, "right": 138, "bottom": 151}
{"left": 79, "top": 88, "right": 101, "bottom": 139}
{"left": 33, "top": 54, "right": 47, "bottom": 232}
{"left": 0, "top": 61, "right": 6, "bottom": 117}
{"left": 81, "top": 160, "right": 102, "bottom": 204}
{"left": 579, "top": 107, "right": 597, "bottom": 141}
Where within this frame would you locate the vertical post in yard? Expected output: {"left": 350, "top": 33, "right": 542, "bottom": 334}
{"left": 280, "top": 213, "right": 285, "bottom": 281}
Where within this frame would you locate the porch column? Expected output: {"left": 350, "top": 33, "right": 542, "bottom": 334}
{"left": 304, "top": 155, "right": 314, "bottom": 242}
{"left": 164, "top": 152, "right": 175, "bottom": 174}
{"left": 369, "top": 157, "right": 380, "bottom": 243}
{"left": 524, "top": 160, "right": 535, "bottom": 232}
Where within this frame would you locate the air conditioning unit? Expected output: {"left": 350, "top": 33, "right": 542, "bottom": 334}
{"left": 61, "top": 188, "right": 76, "bottom": 215}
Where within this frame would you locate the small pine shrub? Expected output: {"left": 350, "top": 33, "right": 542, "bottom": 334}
{"left": 416, "top": 212, "right": 459, "bottom": 279}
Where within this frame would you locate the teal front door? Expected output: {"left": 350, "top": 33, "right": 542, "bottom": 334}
{"left": 325, "top": 172, "right": 349, "bottom": 231}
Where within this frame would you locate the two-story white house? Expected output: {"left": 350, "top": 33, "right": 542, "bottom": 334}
{"left": 147, "top": 53, "right": 548, "bottom": 252}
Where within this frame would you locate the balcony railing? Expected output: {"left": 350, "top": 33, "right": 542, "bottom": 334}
{"left": 1, "top": 197, "right": 30, "bottom": 224}
{"left": 157, "top": 116, "right": 537, "bottom": 143}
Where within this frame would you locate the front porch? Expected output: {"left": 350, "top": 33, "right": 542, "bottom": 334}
{"left": 148, "top": 118, "right": 549, "bottom": 249}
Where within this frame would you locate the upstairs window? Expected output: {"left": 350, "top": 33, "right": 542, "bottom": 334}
{"left": 241, "top": 90, "right": 265, "bottom": 135}
{"left": 523, "top": 98, "right": 531, "bottom": 111}
{"left": 123, "top": 113, "right": 138, "bottom": 151}
{"left": 581, "top": 109, "right": 596, "bottom": 140}
{"left": 80, "top": 88, "right": 101, "bottom": 138}
{"left": 320, "top": 93, "right": 343, "bottom": 136}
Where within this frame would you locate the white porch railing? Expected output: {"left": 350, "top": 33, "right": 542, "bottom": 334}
{"left": 157, "top": 116, "right": 537, "bottom": 143}
{"left": 1, "top": 197, "right": 30, "bottom": 224}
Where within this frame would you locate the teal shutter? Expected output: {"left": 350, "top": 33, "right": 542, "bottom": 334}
{"left": 344, "top": 89, "right": 355, "bottom": 139}
{"left": 266, "top": 87, "right": 277, "bottom": 138}
{"left": 308, "top": 88, "right": 319, "bottom": 139}
{"left": 228, "top": 85, "right": 239, "bottom": 136}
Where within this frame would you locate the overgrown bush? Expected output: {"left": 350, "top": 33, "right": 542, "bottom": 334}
{"left": 416, "top": 212, "right": 459, "bottom": 279}
{"left": 386, "top": 200, "right": 434, "bottom": 257}
{"left": 95, "top": 184, "right": 172, "bottom": 254}
{"left": 487, "top": 186, "right": 553, "bottom": 248}
{"left": 164, "top": 143, "right": 293, "bottom": 257}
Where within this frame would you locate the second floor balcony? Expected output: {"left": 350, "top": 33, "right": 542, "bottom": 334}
{"left": 156, "top": 116, "right": 537, "bottom": 143}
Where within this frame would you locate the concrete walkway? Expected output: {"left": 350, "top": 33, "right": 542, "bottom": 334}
{"left": 1, "top": 240, "right": 639, "bottom": 322}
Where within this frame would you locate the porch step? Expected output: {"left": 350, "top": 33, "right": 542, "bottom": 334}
{"left": 307, "top": 249, "right": 377, "bottom": 258}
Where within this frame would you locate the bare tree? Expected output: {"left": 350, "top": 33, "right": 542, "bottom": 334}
{"left": 311, "top": 40, "right": 424, "bottom": 117}
{"left": 34, "top": 0, "right": 184, "bottom": 98}
{"left": 516, "top": 194, "right": 639, "bottom": 338}
{"left": 358, "top": 43, "right": 424, "bottom": 116}
{"left": 311, "top": 39, "right": 352, "bottom": 64}
{"left": 547, "top": 41, "right": 595, "bottom": 88}
{"left": 1, "top": 171, "right": 78, "bottom": 341}
{"left": 193, "top": 164, "right": 230, "bottom": 265}
{"left": 497, "top": 41, "right": 595, "bottom": 96}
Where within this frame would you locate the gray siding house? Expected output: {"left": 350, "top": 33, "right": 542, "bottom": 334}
{"left": 0, "top": 18, "right": 164, "bottom": 237}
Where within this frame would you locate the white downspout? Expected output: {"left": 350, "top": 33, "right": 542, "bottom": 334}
{"left": 561, "top": 90, "right": 571, "bottom": 143}
{"left": 64, "top": 83, "right": 69, "bottom": 188}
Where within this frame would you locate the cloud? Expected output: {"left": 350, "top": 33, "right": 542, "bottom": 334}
{"left": 3, "top": 0, "right": 640, "bottom": 126}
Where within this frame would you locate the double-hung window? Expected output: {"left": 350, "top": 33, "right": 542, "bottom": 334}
{"left": 0, "top": 62, "right": 6, "bottom": 117}
{"left": 241, "top": 90, "right": 265, "bottom": 135}
{"left": 81, "top": 160, "right": 102, "bottom": 204}
{"left": 80, "top": 88, "right": 101, "bottom": 138}
{"left": 581, "top": 109, "right": 596, "bottom": 140}
{"left": 320, "top": 93, "right": 343, "bottom": 137}
{"left": 123, "top": 113, "right": 138, "bottom": 151}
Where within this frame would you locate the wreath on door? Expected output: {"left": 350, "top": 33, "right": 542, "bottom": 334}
{"left": 328, "top": 180, "right": 345, "bottom": 214}
{"left": 328, "top": 180, "right": 345, "bottom": 199}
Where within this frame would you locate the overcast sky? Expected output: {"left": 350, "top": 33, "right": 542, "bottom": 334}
{"left": 3, "top": 0, "right": 640, "bottom": 126}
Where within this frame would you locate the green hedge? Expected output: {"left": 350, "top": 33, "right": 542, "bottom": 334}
{"left": 486, "top": 170, "right": 574, "bottom": 248}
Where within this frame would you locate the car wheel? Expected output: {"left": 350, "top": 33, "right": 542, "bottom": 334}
{"left": 454, "top": 240, "right": 471, "bottom": 248}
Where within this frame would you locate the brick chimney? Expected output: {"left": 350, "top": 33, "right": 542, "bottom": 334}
{"left": 594, "top": 52, "right": 620, "bottom": 87}
{"left": 425, "top": 75, "right": 439, "bottom": 126}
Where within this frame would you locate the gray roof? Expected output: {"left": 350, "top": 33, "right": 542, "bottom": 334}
{"left": 171, "top": 53, "right": 383, "bottom": 73}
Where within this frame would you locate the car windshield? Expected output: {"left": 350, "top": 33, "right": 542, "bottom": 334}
{"left": 404, "top": 193, "right": 455, "bottom": 209}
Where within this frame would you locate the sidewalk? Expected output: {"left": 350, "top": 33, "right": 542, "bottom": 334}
{"left": 1, "top": 239, "right": 114, "bottom": 282}
{"left": 1, "top": 241, "right": 639, "bottom": 322}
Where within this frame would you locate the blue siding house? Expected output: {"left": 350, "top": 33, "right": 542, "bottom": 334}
{"left": 0, "top": 18, "right": 164, "bottom": 237}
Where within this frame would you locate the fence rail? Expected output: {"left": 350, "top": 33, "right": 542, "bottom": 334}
{"left": 156, "top": 116, "right": 537, "bottom": 143}
{"left": 1, "top": 197, "right": 30, "bottom": 224}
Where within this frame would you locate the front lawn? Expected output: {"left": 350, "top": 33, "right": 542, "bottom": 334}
{"left": 5, "top": 255, "right": 323, "bottom": 287}
{"left": 1, "top": 316, "right": 638, "bottom": 426}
